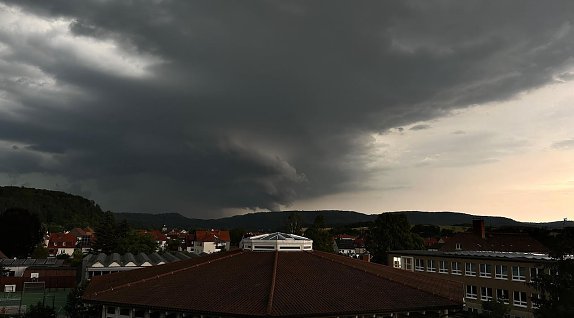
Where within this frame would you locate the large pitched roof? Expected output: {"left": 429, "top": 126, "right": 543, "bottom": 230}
{"left": 0, "top": 249, "right": 7, "bottom": 259}
{"left": 84, "top": 250, "right": 462, "bottom": 317}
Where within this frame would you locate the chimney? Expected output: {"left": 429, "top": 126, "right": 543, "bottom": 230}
{"left": 472, "top": 219, "right": 485, "bottom": 239}
{"left": 360, "top": 252, "right": 371, "bottom": 262}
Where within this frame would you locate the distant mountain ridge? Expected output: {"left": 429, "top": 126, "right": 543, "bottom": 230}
{"left": 115, "top": 210, "right": 573, "bottom": 231}
{"left": 1, "top": 186, "right": 570, "bottom": 230}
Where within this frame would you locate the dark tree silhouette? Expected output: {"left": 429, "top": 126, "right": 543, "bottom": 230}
{"left": 304, "top": 215, "right": 334, "bottom": 253}
{"left": 0, "top": 208, "right": 43, "bottom": 258}
{"left": 530, "top": 227, "right": 574, "bottom": 318}
{"left": 92, "top": 212, "right": 118, "bottom": 254}
{"left": 366, "top": 213, "right": 423, "bottom": 264}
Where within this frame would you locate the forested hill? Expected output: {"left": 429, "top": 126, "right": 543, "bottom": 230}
{"left": 115, "top": 210, "right": 573, "bottom": 231}
{"left": 0, "top": 186, "right": 104, "bottom": 228}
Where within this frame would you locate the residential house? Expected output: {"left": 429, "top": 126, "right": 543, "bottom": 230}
{"left": 138, "top": 230, "right": 167, "bottom": 251}
{"left": 83, "top": 233, "right": 463, "bottom": 318}
{"left": 68, "top": 227, "right": 95, "bottom": 253}
{"left": 191, "top": 230, "right": 230, "bottom": 254}
{"left": 47, "top": 232, "right": 77, "bottom": 256}
{"left": 333, "top": 234, "right": 367, "bottom": 257}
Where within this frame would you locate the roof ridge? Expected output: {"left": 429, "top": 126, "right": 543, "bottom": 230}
{"left": 92, "top": 250, "right": 244, "bottom": 296}
{"left": 308, "top": 251, "right": 460, "bottom": 301}
{"left": 266, "top": 251, "right": 278, "bottom": 315}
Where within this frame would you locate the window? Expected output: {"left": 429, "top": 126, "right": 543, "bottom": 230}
{"left": 496, "top": 289, "right": 509, "bottom": 304}
{"left": 62, "top": 242, "right": 66, "bottom": 246}
{"left": 465, "top": 262, "right": 476, "bottom": 276}
{"left": 119, "top": 308, "right": 130, "bottom": 316}
{"left": 107, "top": 307, "right": 116, "bottom": 315}
{"left": 403, "top": 257, "right": 413, "bottom": 271}
{"left": 481, "top": 287, "right": 493, "bottom": 301}
{"left": 479, "top": 263, "right": 492, "bottom": 278}
{"left": 439, "top": 260, "right": 448, "bottom": 273}
{"left": 4, "top": 285, "right": 16, "bottom": 293}
{"left": 466, "top": 285, "right": 477, "bottom": 299}
{"left": 455, "top": 243, "right": 462, "bottom": 250}
{"left": 415, "top": 258, "right": 425, "bottom": 271}
{"left": 512, "top": 266, "right": 526, "bottom": 281}
{"left": 427, "top": 259, "right": 436, "bottom": 272}
{"left": 393, "top": 257, "right": 401, "bottom": 268}
{"left": 513, "top": 291, "right": 527, "bottom": 307}
{"left": 134, "top": 310, "right": 145, "bottom": 318}
{"left": 495, "top": 265, "right": 508, "bottom": 279}
{"left": 452, "top": 261, "right": 461, "bottom": 275}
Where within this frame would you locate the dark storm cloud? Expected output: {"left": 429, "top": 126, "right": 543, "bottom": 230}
{"left": 1, "top": 0, "right": 574, "bottom": 216}
{"left": 410, "top": 124, "right": 431, "bottom": 131}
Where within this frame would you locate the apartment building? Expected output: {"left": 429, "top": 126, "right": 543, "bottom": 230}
{"left": 388, "top": 250, "right": 550, "bottom": 318}
{"left": 388, "top": 220, "right": 551, "bottom": 318}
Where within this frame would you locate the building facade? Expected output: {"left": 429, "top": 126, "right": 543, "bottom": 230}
{"left": 388, "top": 250, "right": 551, "bottom": 318}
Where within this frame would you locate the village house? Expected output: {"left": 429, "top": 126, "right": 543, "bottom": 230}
{"left": 47, "top": 232, "right": 77, "bottom": 256}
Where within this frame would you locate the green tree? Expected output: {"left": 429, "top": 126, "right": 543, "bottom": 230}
{"left": 24, "top": 302, "right": 55, "bottom": 318}
{"left": 287, "top": 212, "right": 303, "bottom": 235}
{"left": 479, "top": 299, "right": 511, "bottom": 317}
{"left": 0, "top": 208, "right": 43, "bottom": 258}
{"left": 411, "top": 224, "right": 441, "bottom": 238}
{"left": 117, "top": 231, "right": 158, "bottom": 254}
{"left": 166, "top": 238, "right": 181, "bottom": 251}
{"left": 531, "top": 228, "right": 574, "bottom": 318}
{"left": 230, "top": 228, "right": 246, "bottom": 246}
{"left": 304, "top": 215, "right": 334, "bottom": 253}
{"left": 92, "top": 212, "right": 118, "bottom": 254}
{"left": 70, "top": 249, "right": 85, "bottom": 267}
{"left": 31, "top": 245, "right": 49, "bottom": 259}
{"left": 366, "top": 213, "right": 424, "bottom": 264}
{"left": 65, "top": 282, "right": 99, "bottom": 318}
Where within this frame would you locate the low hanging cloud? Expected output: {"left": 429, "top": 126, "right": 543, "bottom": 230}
{"left": 1, "top": 1, "right": 574, "bottom": 217}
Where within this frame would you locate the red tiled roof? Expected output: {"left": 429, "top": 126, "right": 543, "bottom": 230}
{"left": 83, "top": 250, "right": 462, "bottom": 316}
{"left": 194, "top": 230, "right": 230, "bottom": 242}
{"left": 68, "top": 228, "right": 87, "bottom": 237}
{"left": 49, "top": 233, "right": 77, "bottom": 245}
{"left": 0, "top": 249, "right": 6, "bottom": 259}
{"left": 440, "top": 232, "right": 549, "bottom": 253}
{"left": 138, "top": 230, "right": 167, "bottom": 242}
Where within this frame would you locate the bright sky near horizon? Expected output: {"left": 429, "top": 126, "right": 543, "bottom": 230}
{"left": 1, "top": 1, "right": 574, "bottom": 222}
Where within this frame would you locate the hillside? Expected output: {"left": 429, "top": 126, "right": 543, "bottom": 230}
{"left": 0, "top": 186, "right": 104, "bottom": 228}
{"left": 115, "top": 210, "right": 573, "bottom": 231}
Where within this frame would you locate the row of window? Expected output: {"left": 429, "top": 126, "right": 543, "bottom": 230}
{"left": 465, "top": 285, "right": 538, "bottom": 309}
{"left": 408, "top": 258, "right": 539, "bottom": 281}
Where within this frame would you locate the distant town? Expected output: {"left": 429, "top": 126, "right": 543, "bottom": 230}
{"left": 0, "top": 187, "right": 573, "bottom": 318}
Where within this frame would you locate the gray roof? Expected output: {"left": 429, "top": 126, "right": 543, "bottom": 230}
{"left": 389, "top": 249, "right": 553, "bottom": 262}
{"left": 0, "top": 258, "right": 65, "bottom": 267}
{"left": 84, "top": 251, "right": 198, "bottom": 268}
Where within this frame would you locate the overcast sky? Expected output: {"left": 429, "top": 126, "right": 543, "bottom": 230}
{"left": 1, "top": 1, "right": 574, "bottom": 221}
